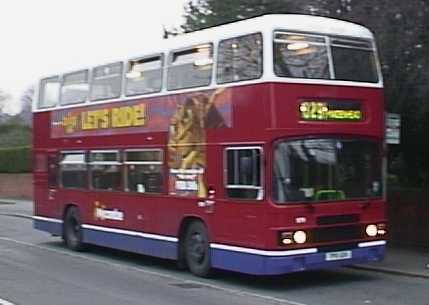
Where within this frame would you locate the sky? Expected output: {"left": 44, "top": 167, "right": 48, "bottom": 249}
{"left": 0, "top": 0, "right": 187, "bottom": 113}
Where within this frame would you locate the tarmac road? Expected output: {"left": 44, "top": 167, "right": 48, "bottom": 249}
{"left": 0, "top": 200, "right": 428, "bottom": 305}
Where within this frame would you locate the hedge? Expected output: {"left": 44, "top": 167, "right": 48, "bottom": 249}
{"left": 0, "top": 146, "right": 31, "bottom": 173}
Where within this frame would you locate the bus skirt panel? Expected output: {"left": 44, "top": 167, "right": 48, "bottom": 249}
{"left": 210, "top": 242, "right": 385, "bottom": 275}
{"left": 34, "top": 217, "right": 385, "bottom": 275}
{"left": 33, "top": 216, "right": 63, "bottom": 236}
{"left": 33, "top": 217, "right": 178, "bottom": 260}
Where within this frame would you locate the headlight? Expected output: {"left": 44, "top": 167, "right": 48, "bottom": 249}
{"left": 293, "top": 230, "right": 307, "bottom": 244}
{"left": 365, "top": 224, "right": 378, "bottom": 237}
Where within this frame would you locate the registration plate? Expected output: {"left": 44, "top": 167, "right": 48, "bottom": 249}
{"left": 325, "top": 250, "right": 352, "bottom": 261}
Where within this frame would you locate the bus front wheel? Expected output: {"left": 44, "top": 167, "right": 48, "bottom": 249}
{"left": 63, "top": 206, "right": 86, "bottom": 251}
{"left": 184, "top": 221, "right": 211, "bottom": 277}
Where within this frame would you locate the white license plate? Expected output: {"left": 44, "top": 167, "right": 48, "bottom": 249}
{"left": 325, "top": 250, "right": 352, "bottom": 261}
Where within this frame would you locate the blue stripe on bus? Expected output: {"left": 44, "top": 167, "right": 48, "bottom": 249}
{"left": 33, "top": 218, "right": 63, "bottom": 236}
{"left": 82, "top": 227, "right": 178, "bottom": 260}
{"left": 211, "top": 245, "right": 385, "bottom": 275}
{"left": 33, "top": 218, "right": 178, "bottom": 259}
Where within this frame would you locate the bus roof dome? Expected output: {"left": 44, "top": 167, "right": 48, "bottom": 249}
{"left": 173, "top": 14, "right": 375, "bottom": 44}
{"left": 266, "top": 14, "right": 373, "bottom": 38}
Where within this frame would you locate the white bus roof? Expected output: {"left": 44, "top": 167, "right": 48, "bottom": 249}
{"left": 40, "top": 14, "right": 375, "bottom": 78}
{"left": 159, "top": 14, "right": 374, "bottom": 52}
{"left": 35, "top": 14, "right": 380, "bottom": 111}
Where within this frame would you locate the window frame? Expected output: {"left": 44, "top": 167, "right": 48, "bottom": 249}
{"left": 167, "top": 43, "right": 214, "bottom": 91}
{"left": 273, "top": 30, "right": 381, "bottom": 83}
{"left": 89, "top": 61, "right": 124, "bottom": 102}
{"left": 224, "top": 146, "right": 264, "bottom": 201}
{"left": 124, "top": 149, "right": 164, "bottom": 194}
{"left": 216, "top": 32, "right": 264, "bottom": 85}
{"left": 60, "top": 69, "right": 90, "bottom": 106}
{"left": 330, "top": 38, "right": 379, "bottom": 83}
{"left": 59, "top": 151, "right": 88, "bottom": 189}
{"left": 89, "top": 150, "right": 122, "bottom": 191}
{"left": 38, "top": 75, "right": 60, "bottom": 109}
{"left": 125, "top": 54, "right": 164, "bottom": 97}
{"left": 273, "top": 31, "right": 332, "bottom": 80}
{"left": 271, "top": 137, "right": 383, "bottom": 204}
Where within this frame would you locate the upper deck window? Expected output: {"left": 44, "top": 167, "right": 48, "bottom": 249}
{"left": 274, "top": 33, "right": 329, "bottom": 80}
{"left": 217, "top": 33, "right": 263, "bottom": 84}
{"left": 90, "top": 62, "right": 123, "bottom": 101}
{"left": 167, "top": 44, "right": 213, "bottom": 90}
{"left": 126, "top": 55, "right": 163, "bottom": 96}
{"left": 61, "top": 70, "right": 89, "bottom": 105}
{"left": 331, "top": 38, "right": 379, "bottom": 83}
{"left": 39, "top": 76, "right": 60, "bottom": 109}
{"left": 274, "top": 32, "right": 379, "bottom": 83}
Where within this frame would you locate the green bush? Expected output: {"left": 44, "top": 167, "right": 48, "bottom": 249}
{"left": 0, "top": 123, "right": 31, "bottom": 147}
{"left": 0, "top": 146, "right": 31, "bottom": 173}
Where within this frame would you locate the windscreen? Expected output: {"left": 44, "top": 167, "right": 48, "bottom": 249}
{"left": 273, "top": 138, "right": 382, "bottom": 203}
{"left": 274, "top": 32, "right": 379, "bottom": 83}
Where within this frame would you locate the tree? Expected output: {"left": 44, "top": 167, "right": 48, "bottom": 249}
{"left": 322, "top": 0, "right": 429, "bottom": 185}
{"left": 17, "top": 86, "right": 34, "bottom": 126}
{"left": 0, "top": 89, "right": 12, "bottom": 114}
{"left": 180, "top": 0, "right": 322, "bottom": 33}
{"left": 179, "top": 0, "right": 429, "bottom": 186}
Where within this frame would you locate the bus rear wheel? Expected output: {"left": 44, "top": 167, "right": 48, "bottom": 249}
{"left": 184, "top": 221, "right": 211, "bottom": 277}
{"left": 63, "top": 206, "right": 86, "bottom": 251}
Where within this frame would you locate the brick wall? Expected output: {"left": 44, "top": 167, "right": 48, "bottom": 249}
{"left": 0, "top": 173, "right": 33, "bottom": 199}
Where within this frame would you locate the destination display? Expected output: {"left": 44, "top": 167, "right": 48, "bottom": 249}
{"left": 299, "top": 100, "right": 362, "bottom": 121}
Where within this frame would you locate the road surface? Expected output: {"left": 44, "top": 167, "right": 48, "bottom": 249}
{"left": 0, "top": 200, "right": 427, "bottom": 305}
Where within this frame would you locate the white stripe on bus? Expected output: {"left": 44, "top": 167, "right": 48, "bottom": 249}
{"left": 33, "top": 216, "right": 63, "bottom": 223}
{"left": 358, "top": 240, "right": 387, "bottom": 248}
{"left": 210, "top": 243, "right": 318, "bottom": 257}
{"left": 81, "top": 224, "right": 179, "bottom": 243}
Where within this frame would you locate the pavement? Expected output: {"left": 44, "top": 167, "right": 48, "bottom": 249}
{"left": 1, "top": 198, "right": 428, "bottom": 280}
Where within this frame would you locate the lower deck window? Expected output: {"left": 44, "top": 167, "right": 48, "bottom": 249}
{"left": 91, "top": 164, "right": 122, "bottom": 191}
{"left": 90, "top": 151, "right": 122, "bottom": 191}
{"left": 60, "top": 152, "right": 87, "bottom": 189}
{"left": 225, "top": 147, "right": 262, "bottom": 200}
{"left": 125, "top": 150, "right": 163, "bottom": 193}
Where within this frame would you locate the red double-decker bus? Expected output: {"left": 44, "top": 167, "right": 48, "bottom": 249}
{"left": 33, "top": 14, "right": 387, "bottom": 276}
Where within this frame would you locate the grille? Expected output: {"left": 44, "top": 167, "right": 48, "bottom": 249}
{"left": 311, "top": 225, "right": 362, "bottom": 243}
{"left": 318, "top": 243, "right": 358, "bottom": 252}
{"left": 317, "top": 214, "right": 359, "bottom": 225}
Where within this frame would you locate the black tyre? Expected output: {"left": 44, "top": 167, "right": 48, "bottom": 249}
{"left": 184, "top": 221, "right": 211, "bottom": 277}
{"left": 63, "top": 207, "right": 86, "bottom": 251}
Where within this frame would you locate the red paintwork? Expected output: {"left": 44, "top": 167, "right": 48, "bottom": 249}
{"left": 33, "top": 82, "right": 386, "bottom": 250}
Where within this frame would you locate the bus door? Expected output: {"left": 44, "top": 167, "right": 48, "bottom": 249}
{"left": 34, "top": 151, "right": 61, "bottom": 217}
{"left": 205, "top": 146, "right": 265, "bottom": 247}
